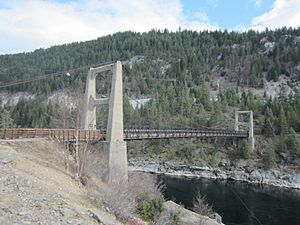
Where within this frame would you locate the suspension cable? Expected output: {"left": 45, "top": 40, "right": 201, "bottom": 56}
{"left": 0, "top": 60, "right": 122, "bottom": 89}
{"left": 229, "top": 186, "right": 263, "bottom": 225}
{"left": 0, "top": 68, "right": 78, "bottom": 89}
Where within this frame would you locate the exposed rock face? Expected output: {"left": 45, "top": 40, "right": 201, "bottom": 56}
{"left": 263, "top": 41, "right": 275, "bottom": 54}
{"left": 157, "top": 201, "right": 223, "bottom": 225}
{"left": 129, "top": 158, "right": 300, "bottom": 189}
{"left": 294, "top": 36, "right": 300, "bottom": 44}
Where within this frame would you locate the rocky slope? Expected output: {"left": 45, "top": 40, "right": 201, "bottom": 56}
{"left": 0, "top": 139, "right": 122, "bottom": 225}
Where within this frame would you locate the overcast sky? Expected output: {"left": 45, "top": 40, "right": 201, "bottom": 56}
{"left": 0, "top": 0, "right": 299, "bottom": 54}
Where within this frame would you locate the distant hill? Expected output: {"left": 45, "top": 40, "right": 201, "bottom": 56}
{"left": 0, "top": 28, "right": 299, "bottom": 96}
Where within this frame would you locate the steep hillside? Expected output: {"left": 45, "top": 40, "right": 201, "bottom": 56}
{"left": 0, "top": 139, "right": 122, "bottom": 225}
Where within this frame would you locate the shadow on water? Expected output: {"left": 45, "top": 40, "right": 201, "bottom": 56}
{"left": 158, "top": 175, "right": 300, "bottom": 225}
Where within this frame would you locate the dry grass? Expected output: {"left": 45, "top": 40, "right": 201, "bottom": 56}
{"left": 90, "top": 173, "right": 163, "bottom": 224}
{"left": 129, "top": 172, "right": 164, "bottom": 200}
{"left": 79, "top": 144, "right": 163, "bottom": 224}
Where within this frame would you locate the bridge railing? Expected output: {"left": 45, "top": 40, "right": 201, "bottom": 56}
{"left": 0, "top": 128, "right": 104, "bottom": 142}
{"left": 0, "top": 128, "right": 248, "bottom": 141}
{"left": 123, "top": 128, "right": 248, "bottom": 140}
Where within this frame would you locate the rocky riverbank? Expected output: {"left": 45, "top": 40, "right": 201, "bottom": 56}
{"left": 128, "top": 158, "right": 300, "bottom": 190}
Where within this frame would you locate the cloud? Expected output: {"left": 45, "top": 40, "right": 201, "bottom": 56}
{"left": 192, "top": 9, "right": 209, "bottom": 22}
{"left": 206, "top": 0, "right": 219, "bottom": 8}
{"left": 250, "top": 0, "right": 262, "bottom": 9}
{"left": 0, "top": 0, "right": 219, "bottom": 54}
{"left": 184, "top": 8, "right": 218, "bottom": 31}
{"left": 251, "top": 0, "right": 300, "bottom": 30}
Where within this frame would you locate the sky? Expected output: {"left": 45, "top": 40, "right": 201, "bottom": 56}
{"left": 0, "top": 0, "right": 299, "bottom": 54}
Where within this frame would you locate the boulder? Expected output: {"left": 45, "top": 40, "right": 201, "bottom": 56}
{"left": 209, "top": 213, "right": 222, "bottom": 224}
{"left": 235, "top": 159, "right": 248, "bottom": 168}
{"left": 249, "top": 170, "right": 263, "bottom": 182}
{"left": 160, "top": 201, "right": 224, "bottom": 225}
{"left": 0, "top": 145, "right": 17, "bottom": 164}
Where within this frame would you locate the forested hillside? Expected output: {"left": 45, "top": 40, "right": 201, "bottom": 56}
{"left": 1, "top": 28, "right": 300, "bottom": 94}
{"left": 0, "top": 28, "right": 300, "bottom": 165}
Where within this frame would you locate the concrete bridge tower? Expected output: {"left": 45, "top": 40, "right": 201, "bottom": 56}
{"left": 81, "top": 61, "right": 127, "bottom": 182}
{"left": 235, "top": 110, "right": 255, "bottom": 151}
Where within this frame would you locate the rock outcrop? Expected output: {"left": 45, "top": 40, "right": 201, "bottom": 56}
{"left": 157, "top": 201, "right": 223, "bottom": 225}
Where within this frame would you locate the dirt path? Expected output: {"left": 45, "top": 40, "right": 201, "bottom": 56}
{"left": 0, "top": 139, "right": 122, "bottom": 225}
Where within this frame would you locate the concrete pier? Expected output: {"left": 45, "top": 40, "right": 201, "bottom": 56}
{"left": 105, "top": 61, "right": 128, "bottom": 182}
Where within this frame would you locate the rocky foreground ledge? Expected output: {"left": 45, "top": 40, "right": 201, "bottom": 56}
{"left": 161, "top": 201, "right": 224, "bottom": 225}
{"left": 129, "top": 158, "right": 300, "bottom": 190}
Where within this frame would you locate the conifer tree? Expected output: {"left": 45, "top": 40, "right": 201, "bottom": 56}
{"left": 262, "top": 107, "right": 275, "bottom": 136}
{"left": 277, "top": 107, "right": 288, "bottom": 135}
{"left": 285, "top": 128, "right": 300, "bottom": 156}
{"left": 0, "top": 109, "right": 16, "bottom": 129}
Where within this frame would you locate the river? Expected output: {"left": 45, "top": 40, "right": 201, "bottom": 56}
{"left": 159, "top": 175, "right": 300, "bottom": 225}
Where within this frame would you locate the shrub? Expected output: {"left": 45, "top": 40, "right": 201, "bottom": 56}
{"left": 265, "top": 145, "right": 277, "bottom": 169}
{"left": 169, "top": 211, "right": 181, "bottom": 225}
{"left": 192, "top": 191, "right": 213, "bottom": 217}
{"left": 136, "top": 193, "right": 164, "bottom": 222}
{"left": 274, "top": 137, "right": 284, "bottom": 154}
{"left": 207, "top": 151, "right": 219, "bottom": 167}
{"left": 85, "top": 148, "right": 165, "bottom": 224}
{"left": 239, "top": 139, "right": 250, "bottom": 159}
{"left": 285, "top": 128, "right": 300, "bottom": 156}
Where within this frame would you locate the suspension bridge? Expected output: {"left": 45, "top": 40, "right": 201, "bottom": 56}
{"left": 0, "top": 61, "right": 254, "bottom": 183}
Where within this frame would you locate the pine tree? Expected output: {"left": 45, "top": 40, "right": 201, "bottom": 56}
{"left": 123, "top": 95, "right": 133, "bottom": 127}
{"left": 277, "top": 107, "right": 288, "bottom": 135}
{"left": 0, "top": 110, "right": 16, "bottom": 129}
{"left": 196, "top": 82, "right": 211, "bottom": 111}
{"left": 265, "top": 145, "right": 277, "bottom": 169}
{"left": 285, "top": 128, "right": 300, "bottom": 156}
{"left": 261, "top": 107, "right": 275, "bottom": 136}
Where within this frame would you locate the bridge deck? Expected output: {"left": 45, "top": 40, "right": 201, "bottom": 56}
{"left": 123, "top": 128, "right": 248, "bottom": 140}
{"left": 0, "top": 128, "right": 248, "bottom": 142}
{"left": 0, "top": 128, "right": 103, "bottom": 142}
